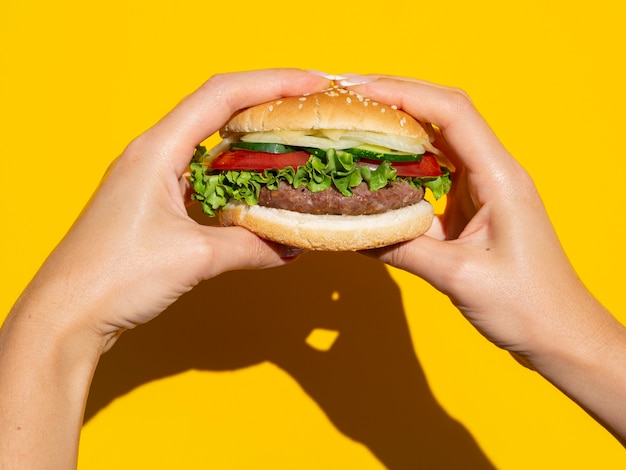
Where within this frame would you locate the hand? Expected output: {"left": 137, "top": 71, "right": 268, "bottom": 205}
{"left": 352, "top": 77, "right": 581, "bottom": 354}
{"left": 0, "top": 69, "right": 331, "bottom": 468}
{"left": 15, "top": 69, "right": 331, "bottom": 351}
{"left": 352, "top": 76, "right": 626, "bottom": 444}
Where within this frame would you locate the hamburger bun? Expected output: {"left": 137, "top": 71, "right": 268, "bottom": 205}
{"left": 194, "top": 86, "right": 448, "bottom": 251}
{"left": 222, "top": 86, "right": 433, "bottom": 147}
{"left": 219, "top": 199, "right": 434, "bottom": 251}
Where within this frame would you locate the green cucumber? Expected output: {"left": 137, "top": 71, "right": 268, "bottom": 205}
{"left": 229, "top": 141, "right": 422, "bottom": 163}
{"left": 344, "top": 145, "right": 423, "bottom": 162}
{"left": 231, "top": 141, "right": 328, "bottom": 158}
{"left": 230, "top": 142, "right": 296, "bottom": 154}
{"left": 299, "top": 147, "right": 327, "bottom": 158}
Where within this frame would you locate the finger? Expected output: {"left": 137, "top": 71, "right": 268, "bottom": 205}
{"left": 350, "top": 77, "right": 499, "bottom": 160}
{"left": 136, "top": 69, "right": 332, "bottom": 175}
{"left": 365, "top": 234, "right": 464, "bottom": 297}
{"left": 199, "top": 226, "right": 300, "bottom": 276}
{"left": 429, "top": 125, "right": 463, "bottom": 173}
{"left": 350, "top": 78, "right": 519, "bottom": 197}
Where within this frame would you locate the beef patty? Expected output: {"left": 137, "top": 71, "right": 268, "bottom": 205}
{"left": 257, "top": 181, "right": 425, "bottom": 215}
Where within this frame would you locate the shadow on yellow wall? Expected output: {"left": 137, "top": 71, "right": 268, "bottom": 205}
{"left": 85, "top": 204, "right": 495, "bottom": 469}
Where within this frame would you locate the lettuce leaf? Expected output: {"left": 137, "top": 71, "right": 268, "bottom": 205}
{"left": 189, "top": 146, "right": 451, "bottom": 216}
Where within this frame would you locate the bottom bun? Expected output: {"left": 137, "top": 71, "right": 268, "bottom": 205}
{"left": 218, "top": 200, "right": 434, "bottom": 251}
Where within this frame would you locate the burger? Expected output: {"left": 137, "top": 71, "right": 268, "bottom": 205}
{"left": 189, "top": 85, "right": 451, "bottom": 251}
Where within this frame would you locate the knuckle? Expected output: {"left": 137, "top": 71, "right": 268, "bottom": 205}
{"left": 442, "top": 253, "right": 474, "bottom": 287}
{"left": 202, "top": 72, "right": 229, "bottom": 93}
{"left": 445, "top": 86, "right": 475, "bottom": 114}
{"left": 375, "top": 243, "right": 413, "bottom": 270}
{"left": 197, "top": 232, "right": 217, "bottom": 260}
{"left": 248, "top": 235, "right": 277, "bottom": 267}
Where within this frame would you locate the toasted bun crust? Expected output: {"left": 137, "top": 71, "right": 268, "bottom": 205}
{"left": 221, "top": 86, "right": 431, "bottom": 143}
{"left": 218, "top": 200, "right": 434, "bottom": 251}
{"left": 215, "top": 86, "right": 439, "bottom": 251}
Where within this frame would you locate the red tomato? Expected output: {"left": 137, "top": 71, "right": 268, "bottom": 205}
{"left": 209, "top": 150, "right": 311, "bottom": 171}
{"left": 209, "top": 150, "right": 443, "bottom": 178}
{"left": 392, "top": 154, "right": 443, "bottom": 177}
{"left": 362, "top": 154, "right": 443, "bottom": 177}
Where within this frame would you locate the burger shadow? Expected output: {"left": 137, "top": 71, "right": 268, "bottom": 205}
{"left": 84, "top": 204, "right": 495, "bottom": 469}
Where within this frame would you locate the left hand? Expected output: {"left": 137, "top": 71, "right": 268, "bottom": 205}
{"left": 0, "top": 69, "right": 332, "bottom": 469}
{"left": 17, "top": 69, "right": 331, "bottom": 351}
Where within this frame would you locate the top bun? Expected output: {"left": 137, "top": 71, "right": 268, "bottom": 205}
{"left": 221, "top": 86, "right": 431, "bottom": 143}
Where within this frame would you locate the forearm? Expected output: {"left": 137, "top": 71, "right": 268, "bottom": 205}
{"left": 0, "top": 293, "right": 103, "bottom": 469}
{"left": 527, "top": 289, "right": 626, "bottom": 446}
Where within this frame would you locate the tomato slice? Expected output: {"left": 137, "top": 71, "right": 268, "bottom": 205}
{"left": 362, "top": 153, "right": 442, "bottom": 177}
{"left": 209, "top": 149, "right": 443, "bottom": 178}
{"left": 209, "top": 150, "right": 311, "bottom": 171}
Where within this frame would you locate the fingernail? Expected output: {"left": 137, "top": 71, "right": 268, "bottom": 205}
{"left": 278, "top": 245, "right": 308, "bottom": 259}
{"left": 306, "top": 70, "right": 347, "bottom": 81}
{"left": 338, "top": 74, "right": 379, "bottom": 87}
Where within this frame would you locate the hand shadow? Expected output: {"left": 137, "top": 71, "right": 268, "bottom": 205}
{"left": 84, "top": 206, "right": 495, "bottom": 469}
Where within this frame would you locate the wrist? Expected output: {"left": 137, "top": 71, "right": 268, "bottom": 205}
{"left": 0, "top": 299, "right": 103, "bottom": 468}
{"left": 521, "top": 290, "right": 626, "bottom": 443}
{"left": 524, "top": 287, "right": 616, "bottom": 370}
{"left": 11, "top": 254, "right": 122, "bottom": 351}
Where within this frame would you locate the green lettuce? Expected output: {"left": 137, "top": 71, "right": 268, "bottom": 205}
{"left": 189, "top": 145, "right": 451, "bottom": 217}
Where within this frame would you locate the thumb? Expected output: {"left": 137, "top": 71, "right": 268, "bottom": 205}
{"left": 197, "top": 225, "right": 301, "bottom": 277}
{"left": 366, "top": 234, "right": 465, "bottom": 297}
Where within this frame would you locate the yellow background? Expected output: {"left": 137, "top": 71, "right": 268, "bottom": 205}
{"left": 2, "top": 0, "right": 625, "bottom": 468}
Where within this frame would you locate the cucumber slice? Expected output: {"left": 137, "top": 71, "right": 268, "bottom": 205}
{"left": 299, "top": 147, "right": 327, "bottom": 158}
{"left": 230, "top": 142, "right": 296, "bottom": 154}
{"left": 344, "top": 144, "right": 423, "bottom": 162}
{"left": 229, "top": 141, "right": 423, "bottom": 162}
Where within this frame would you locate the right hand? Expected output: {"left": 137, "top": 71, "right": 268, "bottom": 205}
{"left": 358, "top": 79, "right": 584, "bottom": 354}
{"left": 354, "top": 77, "right": 617, "bottom": 364}
{"left": 354, "top": 76, "right": 626, "bottom": 445}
